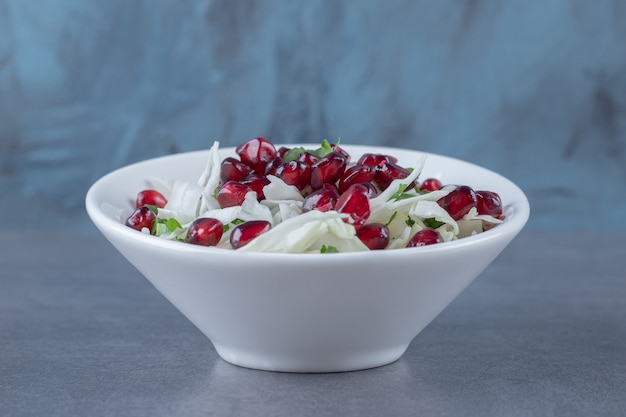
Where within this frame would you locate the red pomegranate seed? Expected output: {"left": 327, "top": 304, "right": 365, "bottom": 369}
{"left": 310, "top": 151, "right": 348, "bottom": 189}
{"left": 240, "top": 174, "right": 270, "bottom": 201}
{"left": 419, "top": 178, "right": 442, "bottom": 192}
{"left": 230, "top": 220, "right": 272, "bottom": 249}
{"left": 217, "top": 181, "right": 252, "bottom": 208}
{"left": 476, "top": 190, "right": 503, "bottom": 218}
{"left": 337, "top": 164, "right": 375, "bottom": 193}
{"left": 264, "top": 156, "right": 283, "bottom": 176}
{"left": 135, "top": 189, "right": 167, "bottom": 208}
{"left": 406, "top": 228, "right": 443, "bottom": 247}
{"left": 359, "top": 182, "right": 379, "bottom": 198}
{"left": 335, "top": 183, "right": 370, "bottom": 227}
{"left": 357, "top": 153, "right": 398, "bottom": 166}
{"left": 302, "top": 188, "right": 339, "bottom": 212}
{"left": 186, "top": 218, "right": 224, "bottom": 246}
{"left": 320, "top": 182, "right": 339, "bottom": 194}
{"left": 330, "top": 143, "right": 351, "bottom": 160}
{"left": 437, "top": 185, "right": 477, "bottom": 220}
{"left": 275, "top": 160, "right": 311, "bottom": 190}
{"left": 125, "top": 206, "right": 156, "bottom": 232}
{"left": 236, "top": 137, "right": 277, "bottom": 175}
{"left": 374, "top": 161, "right": 411, "bottom": 190}
{"left": 297, "top": 152, "right": 320, "bottom": 166}
{"left": 220, "top": 157, "right": 254, "bottom": 183}
{"left": 356, "top": 223, "right": 389, "bottom": 250}
{"left": 277, "top": 147, "right": 290, "bottom": 159}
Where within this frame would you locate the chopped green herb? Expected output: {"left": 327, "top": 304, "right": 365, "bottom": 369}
{"left": 165, "top": 218, "right": 182, "bottom": 232}
{"left": 283, "top": 139, "right": 336, "bottom": 162}
{"left": 212, "top": 185, "right": 221, "bottom": 199}
{"left": 388, "top": 184, "right": 408, "bottom": 201}
{"left": 385, "top": 211, "right": 398, "bottom": 227}
{"left": 388, "top": 184, "right": 416, "bottom": 201}
{"left": 152, "top": 218, "right": 183, "bottom": 236}
{"left": 320, "top": 245, "right": 339, "bottom": 254}
{"left": 424, "top": 218, "right": 445, "bottom": 229}
{"left": 145, "top": 205, "right": 159, "bottom": 215}
{"left": 224, "top": 218, "right": 245, "bottom": 233}
{"left": 283, "top": 147, "right": 307, "bottom": 162}
{"left": 152, "top": 221, "right": 168, "bottom": 236}
{"left": 405, "top": 216, "right": 416, "bottom": 227}
{"left": 310, "top": 139, "right": 334, "bottom": 158}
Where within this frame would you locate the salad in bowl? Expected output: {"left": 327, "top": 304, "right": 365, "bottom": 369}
{"left": 86, "top": 138, "right": 529, "bottom": 372}
{"left": 122, "top": 138, "right": 505, "bottom": 254}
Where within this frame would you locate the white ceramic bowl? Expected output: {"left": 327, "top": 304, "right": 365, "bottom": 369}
{"left": 86, "top": 144, "right": 529, "bottom": 372}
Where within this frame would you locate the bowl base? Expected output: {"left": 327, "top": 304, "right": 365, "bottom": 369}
{"left": 213, "top": 343, "right": 409, "bottom": 373}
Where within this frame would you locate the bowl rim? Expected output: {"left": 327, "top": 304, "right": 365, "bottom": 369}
{"left": 86, "top": 144, "right": 530, "bottom": 260}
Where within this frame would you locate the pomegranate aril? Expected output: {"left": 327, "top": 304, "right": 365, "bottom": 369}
{"left": 374, "top": 161, "right": 411, "bottom": 190}
{"left": 125, "top": 206, "right": 157, "bottom": 232}
{"left": 419, "top": 178, "right": 442, "bottom": 192}
{"left": 264, "top": 156, "right": 283, "bottom": 176}
{"left": 240, "top": 174, "right": 270, "bottom": 201}
{"left": 275, "top": 160, "right": 311, "bottom": 190}
{"left": 360, "top": 181, "right": 379, "bottom": 198}
{"left": 236, "top": 137, "right": 277, "bottom": 175}
{"left": 217, "top": 180, "right": 252, "bottom": 208}
{"left": 476, "top": 190, "right": 503, "bottom": 218}
{"left": 297, "top": 152, "right": 320, "bottom": 166}
{"left": 277, "top": 147, "right": 290, "bottom": 159}
{"left": 335, "top": 183, "right": 370, "bottom": 227}
{"left": 406, "top": 228, "right": 443, "bottom": 247}
{"left": 186, "top": 218, "right": 223, "bottom": 246}
{"left": 310, "top": 151, "right": 348, "bottom": 190}
{"left": 357, "top": 153, "right": 398, "bottom": 167}
{"left": 230, "top": 220, "right": 272, "bottom": 249}
{"left": 220, "top": 157, "right": 254, "bottom": 183}
{"left": 135, "top": 189, "right": 167, "bottom": 209}
{"left": 337, "top": 164, "right": 375, "bottom": 193}
{"left": 330, "top": 143, "right": 351, "bottom": 161}
{"left": 302, "top": 188, "right": 339, "bottom": 212}
{"left": 437, "top": 185, "right": 477, "bottom": 220}
{"left": 320, "top": 182, "right": 339, "bottom": 194}
{"left": 356, "top": 223, "right": 389, "bottom": 250}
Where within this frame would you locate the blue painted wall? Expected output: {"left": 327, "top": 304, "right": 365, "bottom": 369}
{"left": 1, "top": 0, "right": 625, "bottom": 230}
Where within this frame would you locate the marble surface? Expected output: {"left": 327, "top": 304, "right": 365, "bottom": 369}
{"left": 1, "top": 1, "right": 626, "bottom": 231}
{"left": 2, "top": 230, "right": 625, "bottom": 416}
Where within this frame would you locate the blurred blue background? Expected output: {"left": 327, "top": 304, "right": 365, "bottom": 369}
{"left": 1, "top": 0, "right": 625, "bottom": 231}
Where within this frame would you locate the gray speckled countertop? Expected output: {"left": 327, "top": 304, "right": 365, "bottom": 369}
{"left": 1, "top": 231, "right": 625, "bottom": 417}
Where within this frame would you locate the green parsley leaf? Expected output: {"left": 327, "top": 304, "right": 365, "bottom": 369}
{"left": 231, "top": 218, "right": 245, "bottom": 225}
{"left": 151, "top": 218, "right": 182, "bottom": 236}
{"left": 405, "top": 216, "right": 416, "bottom": 227}
{"left": 388, "top": 184, "right": 408, "bottom": 201}
{"left": 152, "top": 220, "right": 169, "bottom": 236}
{"left": 320, "top": 245, "right": 339, "bottom": 254}
{"left": 310, "top": 139, "right": 333, "bottom": 158}
{"left": 165, "top": 218, "right": 182, "bottom": 232}
{"left": 145, "top": 205, "right": 159, "bottom": 215}
{"left": 385, "top": 211, "right": 398, "bottom": 227}
{"left": 283, "top": 147, "right": 307, "bottom": 162}
{"left": 424, "top": 218, "right": 445, "bottom": 229}
{"left": 388, "top": 184, "right": 416, "bottom": 201}
{"left": 284, "top": 139, "right": 336, "bottom": 162}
